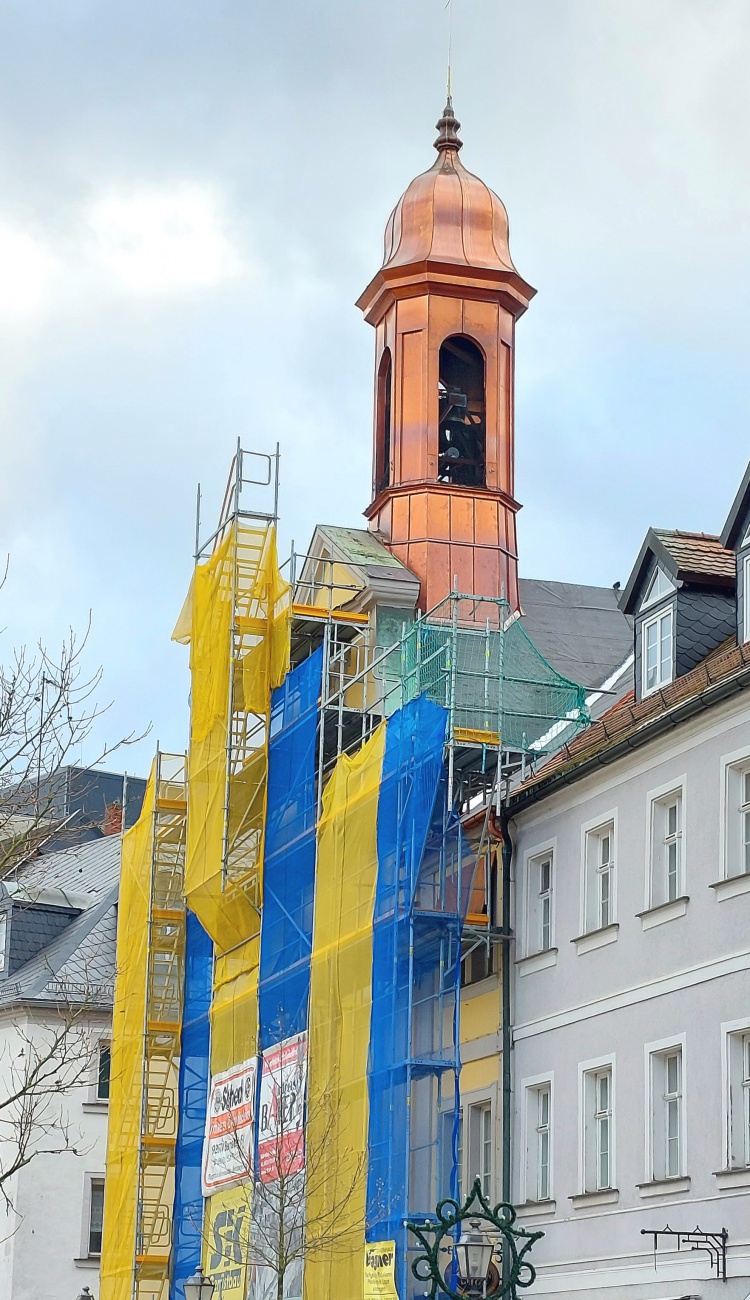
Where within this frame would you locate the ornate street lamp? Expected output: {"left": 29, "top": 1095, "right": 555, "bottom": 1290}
{"left": 407, "top": 1177, "right": 543, "bottom": 1299}
{"left": 183, "top": 1268, "right": 216, "bottom": 1300}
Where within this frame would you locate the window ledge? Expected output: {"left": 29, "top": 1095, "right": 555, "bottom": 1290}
{"left": 82, "top": 1100, "right": 109, "bottom": 1113}
{"left": 572, "top": 924, "right": 619, "bottom": 955}
{"left": 637, "top": 1176, "right": 690, "bottom": 1198}
{"left": 713, "top": 1167, "right": 750, "bottom": 1189}
{"left": 710, "top": 873, "right": 750, "bottom": 901}
{"left": 636, "top": 896, "right": 689, "bottom": 930}
{"left": 516, "top": 948, "right": 557, "bottom": 976}
{"left": 514, "top": 1199, "right": 556, "bottom": 1219}
{"left": 73, "top": 1257, "right": 101, "bottom": 1269}
{"left": 569, "top": 1188, "right": 619, "bottom": 1208}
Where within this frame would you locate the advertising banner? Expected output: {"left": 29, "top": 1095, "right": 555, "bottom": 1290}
{"left": 204, "top": 1185, "right": 251, "bottom": 1300}
{"left": 257, "top": 1032, "right": 307, "bottom": 1184}
{"left": 364, "top": 1241, "right": 398, "bottom": 1299}
{"left": 202, "top": 1057, "right": 258, "bottom": 1196}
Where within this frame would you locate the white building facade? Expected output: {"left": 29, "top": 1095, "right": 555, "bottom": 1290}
{"left": 507, "top": 465, "right": 750, "bottom": 1300}
{"left": 0, "top": 836, "right": 119, "bottom": 1300}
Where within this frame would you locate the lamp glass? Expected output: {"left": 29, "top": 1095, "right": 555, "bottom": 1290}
{"left": 183, "top": 1269, "right": 215, "bottom": 1300}
{"left": 455, "top": 1220, "right": 493, "bottom": 1288}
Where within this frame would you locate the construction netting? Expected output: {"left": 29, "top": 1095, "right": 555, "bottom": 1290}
{"left": 100, "top": 765, "right": 155, "bottom": 1300}
{"left": 388, "top": 611, "right": 588, "bottom": 751}
{"left": 173, "top": 521, "right": 290, "bottom": 954}
{"left": 258, "top": 647, "right": 322, "bottom": 1049}
{"left": 366, "top": 697, "right": 473, "bottom": 1297}
{"left": 304, "top": 723, "right": 387, "bottom": 1298}
{"left": 171, "top": 912, "right": 213, "bottom": 1300}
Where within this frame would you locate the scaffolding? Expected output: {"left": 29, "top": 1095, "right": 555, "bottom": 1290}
{"left": 100, "top": 750, "right": 188, "bottom": 1300}
{"left": 135, "top": 751, "right": 188, "bottom": 1299}
{"left": 159, "top": 444, "right": 589, "bottom": 1300}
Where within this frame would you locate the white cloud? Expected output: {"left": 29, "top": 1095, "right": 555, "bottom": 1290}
{"left": 0, "top": 224, "right": 56, "bottom": 322}
{"left": 88, "top": 183, "right": 243, "bottom": 295}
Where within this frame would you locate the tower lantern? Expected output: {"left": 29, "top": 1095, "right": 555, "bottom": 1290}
{"left": 357, "top": 99, "right": 536, "bottom": 615}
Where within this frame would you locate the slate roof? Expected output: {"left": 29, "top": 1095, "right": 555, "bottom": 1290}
{"left": 518, "top": 579, "right": 633, "bottom": 692}
{"left": 510, "top": 635, "right": 750, "bottom": 809}
{"left": 0, "top": 836, "right": 121, "bottom": 1008}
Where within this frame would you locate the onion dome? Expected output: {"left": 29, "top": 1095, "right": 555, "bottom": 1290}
{"left": 382, "top": 98, "right": 518, "bottom": 276}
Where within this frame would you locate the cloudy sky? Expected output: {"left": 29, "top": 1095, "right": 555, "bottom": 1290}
{"left": 1, "top": 0, "right": 749, "bottom": 774}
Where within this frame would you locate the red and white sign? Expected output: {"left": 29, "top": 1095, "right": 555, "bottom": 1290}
{"left": 202, "top": 1056, "right": 258, "bottom": 1196}
{"left": 257, "top": 1032, "right": 307, "bottom": 1184}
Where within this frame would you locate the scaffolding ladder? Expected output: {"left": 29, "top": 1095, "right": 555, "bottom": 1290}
{"left": 134, "top": 750, "right": 188, "bottom": 1300}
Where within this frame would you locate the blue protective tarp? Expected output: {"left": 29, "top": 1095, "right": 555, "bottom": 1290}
{"left": 171, "top": 911, "right": 213, "bottom": 1300}
{"left": 258, "top": 647, "right": 323, "bottom": 1048}
{"left": 366, "top": 695, "right": 462, "bottom": 1297}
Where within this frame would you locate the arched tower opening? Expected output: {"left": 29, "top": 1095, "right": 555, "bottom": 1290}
{"left": 376, "top": 348, "right": 392, "bottom": 494}
{"left": 438, "top": 336, "right": 486, "bottom": 488}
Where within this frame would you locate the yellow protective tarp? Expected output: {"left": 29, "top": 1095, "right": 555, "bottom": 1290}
{"left": 304, "top": 724, "right": 386, "bottom": 1300}
{"left": 177, "top": 521, "right": 290, "bottom": 954}
{"left": 100, "top": 765, "right": 156, "bottom": 1300}
{"left": 210, "top": 936, "right": 260, "bottom": 1073}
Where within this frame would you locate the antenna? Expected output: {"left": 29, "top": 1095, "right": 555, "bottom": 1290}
{"left": 445, "top": 0, "right": 453, "bottom": 100}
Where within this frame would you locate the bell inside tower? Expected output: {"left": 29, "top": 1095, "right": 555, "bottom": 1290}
{"left": 437, "top": 335, "right": 486, "bottom": 488}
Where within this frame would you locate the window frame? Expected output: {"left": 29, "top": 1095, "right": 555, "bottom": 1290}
{"left": 578, "top": 1055, "right": 616, "bottom": 1195}
{"left": 720, "top": 1018, "right": 750, "bottom": 1171}
{"left": 644, "top": 1035, "right": 687, "bottom": 1183}
{"left": 642, "top": 605, "right": 674, "bottom": 696}
{"left": 580, "top": 813, "right": 618, "bottom": 937}
{"left": 0, "top": 909, "right": 8, "bottom": 975}
{"left": 521, "top": 1073, "right": 554, "bottom": 1205}
{"left": 458, "top": 1090, "right": 496, "bottom": 1204}
{"left": 80, "top": 1172, "right": 106, "bottom": 1259}
{"left": 744, "top": 552, "right": 750, "bottom": 645}
{"left": 96, "top": 1040, "right": 111, "bottom": 1102}
{"left": 640, "top": 565, "right": 676, "bottom": 611}
{"left": 523, "top": 840, "right": 556, "bottom": 958}
{"left": 645, "top": 776, "right": 687, "bottom": 910}
{"left": 719, "top": 746, "right": 750, "bottom": 883}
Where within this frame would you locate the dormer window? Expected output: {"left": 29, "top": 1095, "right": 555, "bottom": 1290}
{"left": 641, "top": 565, "right": 675, "bottom": 610}
{"left": 744, "top": 553, "right": 750, "bottom": 644}
{"left": 643, "top": 607, "right": 674, "bottom": 695}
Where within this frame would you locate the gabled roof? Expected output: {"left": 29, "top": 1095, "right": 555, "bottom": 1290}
{"left": 510, "top": 635, "right": 750, "bottom": 810}
{"left": 720, "top": 459, "right": 750, "bottom": 550}
{"left": 0, "top": 836, "right": 121, "bottom": 1009}
{"left": 299, "top": 525, "right": 420, "bottom": 613}
{"left": 620, "top": 527, "right": 736, "bottom": 615}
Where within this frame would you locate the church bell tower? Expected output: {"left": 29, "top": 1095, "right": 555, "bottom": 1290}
{"left": 357, "top": 100, "right": 535, "bottom": 615}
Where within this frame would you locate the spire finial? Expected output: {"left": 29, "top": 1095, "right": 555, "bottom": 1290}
{"left": 434, "top": 98, "right": 463, "bottom": 153}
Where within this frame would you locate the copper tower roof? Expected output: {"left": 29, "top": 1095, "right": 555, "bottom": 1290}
{"left": 381, "top": 98, "right": 518, "bottom": 276}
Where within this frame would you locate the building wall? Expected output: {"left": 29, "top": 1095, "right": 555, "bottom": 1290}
{"left": 510, "top": 691, "right": 750, "bottom": 1298}
{"left": 0, "top": 1008, "right": 110, "bottom": 1300}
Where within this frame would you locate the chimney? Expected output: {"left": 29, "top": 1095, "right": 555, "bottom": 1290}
{"left": 103, "top": 801, "right": 124, "bottom": 836}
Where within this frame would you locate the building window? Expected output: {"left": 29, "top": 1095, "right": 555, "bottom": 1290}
{"left": 581, "top": 1065, "right": 613, "bottom": 1192}
{"left": 724, "top": 1027, "right": 750, "bottom": 1169}
{"left": 641, "top": 565, "right": 675, "bottom": 609}
{"left": 438, "top": 336, "right": 486, "bottom": 488}
{"left": 0, "top": 912, "right": 7, "bottom": 973}
{"left": 376, "top": 348, "right": 392, "bottom": 495}
{"left": 643, "top": 608, "right": 673, "bottom": 695}
{"left": 97, "top": 1042, "right": 111, "bottom": 1101}
{"left": 650, "top": 789, "right": 684, "bottom": 906}
{"left": 536, "top": 1087, "right": 551, "bottom": 1201}
{"left": 649, "top": 1045, "right": 684, "bottom": 1180}
{"left": 457, "top": 1110, "right": 464, "bottom": 1203}
{"left": 744, "top": 554, "right": 750, "bottom": 645}
{"left": 87, "top": 1177, "right": 105, "bottom": 1256}
{"left": 583, "top": 821, "right": 616, "bottom": 932}
{"left": 525, "top": 851, "right": 554, "bottom": 955}
{"left": 458, "top": 1100, "right": 494, "bottom": 1201}
{"left": 523, "top": 1081, "right": 552, "bottom": 1202}
{"left": 724, "top": 759, "right": 750, "bottom": 878}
